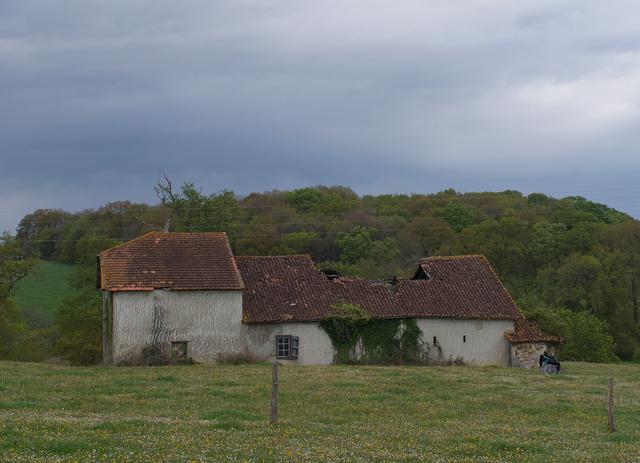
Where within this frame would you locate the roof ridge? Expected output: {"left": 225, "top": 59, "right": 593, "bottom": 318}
{"left": 223, "top": 234, "right": 244, "bottom": 289}
{"left": 422, "top": 254, "right": 486, "bottom": 261}
{"left": 162, "top": 231, "right": 228, "bottom": 235}
{"left": 100, "top": 231, "right": 231, "bottom": 256}
{"left": 99, "top": 231, "right": 156, "bottom": 255}
{"left": 236, "top": 255, "right": 313, "bottom": 259}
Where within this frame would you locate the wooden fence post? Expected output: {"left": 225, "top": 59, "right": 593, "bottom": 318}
{"left": 607, "top": 377, "right": 616, "bottom": 432}
{"left": 271, "top": 362, "right": 279, "bottom": 424}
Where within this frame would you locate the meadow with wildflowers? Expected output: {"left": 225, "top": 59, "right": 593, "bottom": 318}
{"left": 0, "top": 361, "right": 638, "bottom": 462}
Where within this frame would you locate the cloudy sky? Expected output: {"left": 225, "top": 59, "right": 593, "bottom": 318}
{"left": 2, "top": 1, "right": 640, "bottom": 232}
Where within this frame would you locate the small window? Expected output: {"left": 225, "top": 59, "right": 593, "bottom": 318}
{"left": 433, "top": 336, "right": 437, "bottom": 345}
{"left": 171, "top": 341, "right": 188, "bottom": 360}
{"left": 276, "top": 335, "right": 299, "bottom": 360}
{"left": 463, "top": 335, "right": 466, "bottom": 343}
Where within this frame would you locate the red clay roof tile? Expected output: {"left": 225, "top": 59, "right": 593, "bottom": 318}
{"left": 505, "top": 318, "right": 562, "bottom": 344}
{"left": 237, "top": 255, "right": 534, "bottom": 325}
{"left": 99, "top": 232, "right": 243, "bottom": 291}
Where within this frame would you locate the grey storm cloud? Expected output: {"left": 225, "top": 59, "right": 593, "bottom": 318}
{"left": 2, "top": 0, "right": 640, "bottom": 231}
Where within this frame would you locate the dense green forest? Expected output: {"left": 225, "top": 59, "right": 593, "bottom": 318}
{"left": 2, "top": 180, "right": 640, "bottom": 363}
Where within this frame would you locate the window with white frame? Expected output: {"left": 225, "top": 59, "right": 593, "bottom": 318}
{"left": 275, "top": 335, "right": 299, "bottom": 360}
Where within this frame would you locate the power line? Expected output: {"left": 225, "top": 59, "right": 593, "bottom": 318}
{"left": 8, "top": 206, "right": 634, "bottom": 231}
{"left": 2, "top": 186, "right": 640, "bottom": 215}
{"left": 21, "top": 218, "right": 635, "bottom": 243}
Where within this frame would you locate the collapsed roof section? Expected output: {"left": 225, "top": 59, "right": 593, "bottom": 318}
{"left": 238, "top": 254, "right": 522, "bottom": 322}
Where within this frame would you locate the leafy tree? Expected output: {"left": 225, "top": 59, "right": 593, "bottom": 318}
{"left": 539, "top": 254, "right": 602, "bottom": 312}
{"left": 447, "top": 218, "right": 533, "bottom": 283}
{"left": 0, "top": 299, "right": 26, "bottom": 359}
{"left": 54, "top": 299, "right": 101, "bottom": 365}
{"left": 288, "top": 186, "right": 356, "bottom": 216}
{"left": 356, "top": 238, "right": 405, "bottom": 280}
{"left": 559, "top": 311, "right": 616, "bottom": 362}
{"left": 54, "top": 266, "right": 102, "bottom": 365}
{"left": 235, "top": 217, "right": 282, "bottom": 256}
{"left": 280, "top": 231, "right": 317, "bottom": 255}
{"left": 54, "top": 233, "right": 127, "bottom": 365}
{"left": 288, "top": 188, "right": 323, "bottom": 214}
{"left": 0, "top": 234, "right": 38, "bottom": 299}
{"left": 336, "top": 227, "right": 376, "bottom": 265}
{"left": 74, "top": 234, "right": 121, "bottom": 265}
{"left": 525, "top": 307, "right": 615, "bottom": 362}
{"left": 155, "top": 177, "right": 240, "bottom": 234}
{"left": 16, "top": 209, "right": 73, "bottom": 259}
{"left": 598, "top": 222, "right": 640, "bottom": 325}
{"left": 527, "top": 193, "right": 549, "bottom": 206}
{"left": 527, "top": 222, "right": 568, "bottom": 267}
{"left": 409, "top": 216, "right": 455, "bottom": 256}
{"left": 442, "top": 203, "right": 475, "bottom": 232}
{"left": 0, "top": 234, "right": 38, "bottom": 359}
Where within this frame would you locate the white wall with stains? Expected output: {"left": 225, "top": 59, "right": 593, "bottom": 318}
{"left": 111, "top": 290, "right": 243, "bottom": 363}
{"left": 416, "top": 319, "right": 514, "bottom": 366}
{"left": 244, "top": 319, "right": 514, "bottom": 366}
{"left": 108, "top": 291, "right": 515, "bottom": 367}
{"left": 244, "top": 322, "right": 336, "bottom": 365}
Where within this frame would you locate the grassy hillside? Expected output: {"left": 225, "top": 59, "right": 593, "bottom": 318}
{"left": 12, "top": 260, "right": 75, "bottom": 327}
{"left": 0, "top": 362, "right": 638, "bottom": 462}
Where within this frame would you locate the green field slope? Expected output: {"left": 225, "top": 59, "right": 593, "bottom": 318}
{"left": 12, "top": 260, "right": 75, "bottom": 327}
{"left": 0, "top": 362, "right": 638, "bottom": 462}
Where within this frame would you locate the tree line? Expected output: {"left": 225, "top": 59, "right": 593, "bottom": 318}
{"left": 1, "top": 180, "right": 639, "bottom": 363}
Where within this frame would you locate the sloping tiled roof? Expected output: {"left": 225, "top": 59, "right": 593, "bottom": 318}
{"left": 237, "top": 254, "right": 525, "bottom": 323}
{"left": 398, "top": 255, "right": 523, "bottom": 319}
{"left": 505, "top": 318, "right": 562, "bottom": 344}
{"left": 237, "top": 256, "right": 336, "bottom": 322}
{"left": 99, "top": 232, "right": 243, "bottom": 291}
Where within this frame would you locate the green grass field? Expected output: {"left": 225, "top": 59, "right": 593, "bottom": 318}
{"left": 0, "top": 362, "right": 638, "bottom": 462}
{"left": 12, "top": 261, "right": 75, "bottom": 327}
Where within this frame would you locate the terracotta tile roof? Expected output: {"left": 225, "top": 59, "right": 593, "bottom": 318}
{"left": 99, "top": 232, "right": 243, "bottom": 291}
{"left": 398, "top": 255, "right": 523, "bottom": 319}
{"left": 237, "top": 256, "right": 335, "bottom": 323}
{"left": 237, "top": 254, "right": 527, "bottom": 323}
{"left": 505, "top": 318, "right": 562, "bottom": 344}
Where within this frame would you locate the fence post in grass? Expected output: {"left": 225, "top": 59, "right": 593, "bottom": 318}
{"left": 607, "top": 377, "right": 616, "bottom": 432}
{"left": 271, "top": 361, "right": 279, "bottom": 424}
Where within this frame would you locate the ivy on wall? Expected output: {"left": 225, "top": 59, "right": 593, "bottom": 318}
{"left": 320, "top": 302, "right": 424, "bottom": 364}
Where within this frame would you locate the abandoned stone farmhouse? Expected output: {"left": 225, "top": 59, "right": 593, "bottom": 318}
{"left": 97, "top": 232, "right": 558, "bottom": 367}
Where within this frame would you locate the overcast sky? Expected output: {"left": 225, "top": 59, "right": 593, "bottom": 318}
{"left": 2, "top": 1, "right": 640, "bottom": 232}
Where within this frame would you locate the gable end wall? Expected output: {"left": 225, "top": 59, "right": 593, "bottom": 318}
{"left": 111, "top": 290, "right": 243, "bottom": 364}
{"left": 416, "top": 319, "right": 514, "bottom": 366}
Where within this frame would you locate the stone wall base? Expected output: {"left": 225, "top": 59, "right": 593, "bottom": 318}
{"left": 510, "top": 343, "right": 558, "bottom": 368}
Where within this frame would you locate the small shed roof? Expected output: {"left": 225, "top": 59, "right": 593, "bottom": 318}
{"left": 99, "top": 232, "right": 243, "bottom": 291}
{"left": 505, "top": 318, "right": 561, "bottom": 344}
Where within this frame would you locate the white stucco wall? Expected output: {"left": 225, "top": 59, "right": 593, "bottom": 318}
{"left": 244, "top": 322, "right": 335, "bottom": 365}
{"left": 109, "top": 292, "right": 515, "bottom": 367}
{"left": 244, "top": 319, "right": 514, "bottom": 366}
{"left": 416, "top": 319, "right": 514, "bottom": 366}
{"left": 111, "top": 290, "right": 243, "bottom": 364}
